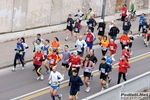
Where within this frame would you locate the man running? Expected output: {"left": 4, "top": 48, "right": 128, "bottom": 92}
{"left": 87, "top": 16, "right": 97, "bottom": 33}
{"left": 99, "top": 58, "right": 109, "bottom": 91}
{"left": 69, "top": 70, "right": 84, "bottom": 100}
{"left": 120, "top": 32, "right": 130, "bottom": 50}
{"left": 85, "top": 29, "right": 95, "bottom": 55}
{"left": 97, "top": 19, "right": 106, "bottom": 42}
{"left": 48, "top": 67, "right": 64, "bottom": 100}
{"left": 121, "top": 4, "right": 128, "bottom": 21}
{"left": 117, "top": 55, "right": 130, "bottom": 84}
{"left": 109, "top": 23, "right": 120, "bottom": 41}
{"left": 12, "top": 38, "right": 25, "bottom": 71}
{"left": 107, "top": 39, "right": 118, "bottom": 57}
{"left": 105, "top": 52, "right": 115, "bottom": 88}
{"left": 75, "top": 35, "right": 87, "bottom": 57}
{"left": 61, "top": 45, "right": 71, "bottom": 78}
{"left": 122, "top": 46, "right": 130, "bottom": 62}
{"left": 44, "top": 49, "right": 61, "bottom": 74}
{"left": 138, "top": 13, "right": 146, "bottom": 37}
{"left": 75, "top": 8, "right": 84, "bottom": 23}
{"left": 123, "top": 17, "right": 131, "bottom": 33}
{"left": 66, "top": 14, "right": 74, "bottom": 41}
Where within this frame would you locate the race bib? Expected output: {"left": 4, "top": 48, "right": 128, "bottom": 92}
{"left": 99, "top": 27, "right": 103, "bottom": 31}
{"left": 124, "top": 22, "right": 127, "bottom": 26}
{"left": 50, "top": 59, "right": 54, "bottom": 64}
{"left": 89, "top": 23, "right": 92, "bottom": 27}
{"left": 86, "top": 37, "right": 90, "bottom": 42}
{"left": 110, "top": 46, "right": 114, "bottom": 50}
{"left": 84, "top": 67, "right": 90, "bottom": 72}
{"left": 72, "top": 68, "right": 77, "bottom": 70}
{"left": 122, "top": 40, "right": 127, "bottom": 45}
{"left": 67, "top": 23, "right": 70, "bottom": 26}
{"left": 51, "top": 81, "right": 58, "bottom": 86}
{"left": 122, "top": 11, "right": 125, "bottom": 14}
{"left": 101, "top": 68, "right": 105, "bottom": 73}
{"left": 44, "top": 50, "right": 47, "bottom": 55}
{"left": 143, "top": 25, "right": 146, "bottom": 29}
{"left": 102, "top": 47, "right": 107, "bottom": 51}
{"left": 75, "top": 28, "right": 78, "bottom": 32}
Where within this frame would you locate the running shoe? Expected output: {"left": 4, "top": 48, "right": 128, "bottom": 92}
{"left": 40, "top": 75, "right": 44, "bottom": 80}
{"left": 58, "top": 94, "right": 62, "bottom": 100}
{"left": 36, "top": 77, "right": 40, "bottom": 80}
{"left": 12, "top": 68, "right": 16, "bottom": 72}
{"left": 75, "top": 92, "right": 78, "bottom": 99}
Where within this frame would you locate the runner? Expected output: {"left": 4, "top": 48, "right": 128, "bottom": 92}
{"left": 100, "top": 35, "right": 109, "bottom": 57}
{"left": 109, "top": 23, "right": 120, "bottom": 41}
{"left": 43, "top": 39, "right": 52, "bottom": 72}
{"left": 105, "top": 52, "right": 115, "bottom": 88}
{"left": 12, "top": 38, "right": 24, "bottom": 71}
{"left": 107, "top": 39, "right": 118, "bottom": 57}
{"left": 20, "top": 37, "right": 29, "bottom": 66}
{"left": 121, "top": 4, "right": 128, "bottom": 21}
{"left": 61, "top": 45, "right": 71, "bottom": 78}
{"left": 33, "top": 48, "right": 44, "bottom": 80}
{"left": 44, "top": 48, "right": 61, "bottom": 73}
{"left": 32, "top": 34, "right": 44, "bottom": 52}
{"left": 87, "top": 49, "right": 98, "bottom": 80}
{"left": 75, "top": 8, "right": 84, "bottom": 23}
{"left": 97, "top": 19, "right": 106, "bottom": 43}
{"left": 145, "top": 28, "right": 150, "bottom": 47}
{"left": 129, "top": 3, "right": 136, "bottom": 14}
{"left": 86, "top": 8, "right": 94, "bottom": 21}
{"left": 48, "top": 67, "right": 64, "bottom": 100}
{"left": 117, "top": 55, "right": 130, "bottom": 84}
{"left": 128, "top": 31, "right": 134, "bottom": 55}
{"left": 142, "top": 19, "right": 149, "bottom": 44}
{"left": 75, "top": 35, "right": 87, "bottom": 57}
{"left": 120, "top": 32, "right": 130, "bottom": 50}
{"left": 87, "top": 16, "right": 97, "bottom": 33}
{"left": 123, "top": 17, "right": 131, "bottom": 33}
{"left": 73, "top": 19, "right": 82, "bottom": 40}
{"left": 138, "top": 13, "right": 146, "bottom": 37}
{"left": 99, "top": 58, "right": 109, "bottom": 91}
{"left": 69, "top": 70, "right": 84, "bottom": 100}
{"left": 66, "top": 14, "right": 74, "bottom": 41}
{"left": 51, "top": 37, "right": 60, "bottom": 54}
{"left": 34, "top": 39, "right": 44, "bottom": 53}
{"left": 122, "top": 46, "right": 130, "bottom": 62}
{"left": 85, "top": 29, "right": 95, "bottom": 55}
{"left": 82, "top": 55, "right": 94, "bottom": 93}
{"left": 68, "top": 51, "right": 81, "bottom": 86}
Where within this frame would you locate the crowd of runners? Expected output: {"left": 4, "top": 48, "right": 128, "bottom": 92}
{"left": 11, "top": 3, "right": 150, "bottom": 100}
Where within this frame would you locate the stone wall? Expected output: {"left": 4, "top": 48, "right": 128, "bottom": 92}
{"left": 0, "top": 0, "right": 148, "bottom": 34}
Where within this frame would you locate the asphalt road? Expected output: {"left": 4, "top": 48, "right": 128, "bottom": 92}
{"left": 0, "top": 35, "right": 150, "bottom": 100}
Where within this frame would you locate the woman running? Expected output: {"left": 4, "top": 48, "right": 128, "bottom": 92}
{"left": 100, "top": 35, "right": 109, "bottom": 57}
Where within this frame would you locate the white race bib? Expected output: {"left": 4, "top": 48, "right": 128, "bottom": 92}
{"left": 101, "top": 68, "right": 105, "bottom": 73}
{"left": 122, "top": 40, "right": 127, "bottom": 45}
{"left": 67, "top": 23, "right": 70, "bottom": 26}
{"left": 99, "top": 27, "right": 103, "bottom": 31}
{"left": 72, "top": 68, "right": 77, "bottom": 70}
{"left": 75, "top": 28, "right": 78, "bottom": 32}
{"left": 50, "top": 59, "right": 54, "bottom": 64}
{"left": 124, "top": 22, "right": 127, "bottom": 26}
{"left": 89, "top": 23, "right": 92, "bottom": 27}
{"left": 51, "top": 81, "right": 58, "bottom": 86}
{"left": 102, "top": 47, "right": 107, "bottom": 51}
{"left": 84, "top": 67, "right": 91, "bottom": 72}
{"left": 87, "top": 37, "right": 90, "bottom": 42}
{"left": 110, "top": 46, "right": 114, "bottom": 50}
{"left": 44, "top": 50, "right": 47, "bottom": 55}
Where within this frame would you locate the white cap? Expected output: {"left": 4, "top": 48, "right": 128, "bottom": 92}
{"left": 100, "top": 19, "right": 104, "bottom": 22}
{"left": 72, "top": 51, "right": 77, "bottom": 55}
{"left": 124, "top": 46, "right": 129, "bottom": 49}
{"left": 111, "top": 20, "right": 114, "bottom": 23}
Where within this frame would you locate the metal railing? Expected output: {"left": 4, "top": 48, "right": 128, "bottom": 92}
{"left": 82, "top": 71, "right": 150, "bottom": 100}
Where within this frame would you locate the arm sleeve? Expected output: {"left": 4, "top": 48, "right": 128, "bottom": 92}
{"left": 21, "top": 44, "right": 24, "bottom": 51}
{"left": 58, "top": 73, "right": 64, "bottom": 82}
{"left": 99, "top": 64, "right": 101, "bottom": 71}
{"left": 49, "top": 72, "right": 52, "bottom": 79}
{"left": 78, "top": 77, "right": 84, "bottom": 86}
{"left": 94, "top": 56, "right": 98, "bottom": 64}
{"left": 83, "top": 40, "right": 87, "bottom": 48}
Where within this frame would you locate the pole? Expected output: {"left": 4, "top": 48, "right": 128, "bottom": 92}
{"left": 101, "top": 0, "right": 106, "bottom": 20}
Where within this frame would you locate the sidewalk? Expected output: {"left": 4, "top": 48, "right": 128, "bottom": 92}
{"left": 0, "top": 15, "right": 150, "bottom": 68}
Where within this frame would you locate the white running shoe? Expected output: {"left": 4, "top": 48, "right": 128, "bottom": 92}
{"left": 12, "top": 68, "right": 16, "bottom": 72}
{"left": 36, "top": 77, "right": 40, "bottom": 80}
{"left": 65, "top": 37, "right": 69, "bottom": 41}
{"left": 86, "top": 87, "right": 90, "bottom": 93}
{"left": 22, "top": 67, "right": 25, "bottom": 70}
{"left": 40, "top": 75, "right": 44, "bottom": 80}
{"left": 58, "top": 94, "right": 62, "bottom": 100}
{"left": 101, "top": 87, "right": 104, "bottom": 91}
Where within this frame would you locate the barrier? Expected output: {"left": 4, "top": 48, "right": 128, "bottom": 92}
{"left": 82, "top": 71, "right": 150, "bottom": 100}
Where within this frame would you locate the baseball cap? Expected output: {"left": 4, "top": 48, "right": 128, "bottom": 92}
{"left": 52, "top": 48, "right": 57, "bottom": 52}
{"left": 37, "top": 48, "right": 41, "bottom": 51}
{"left": 72, "top": 51, "right": 77, "bottom": 55}
{"left": 110, "top": 39, "right": 114, "bottom": 41}
{"left": 124, "top": 46, "right": 129, "bottom": 49}
{"left": 52, "top": 67, "right": 56, "bottom": 70}
{"left": 100, "top": 19, "right": 104, "bottom": 22}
